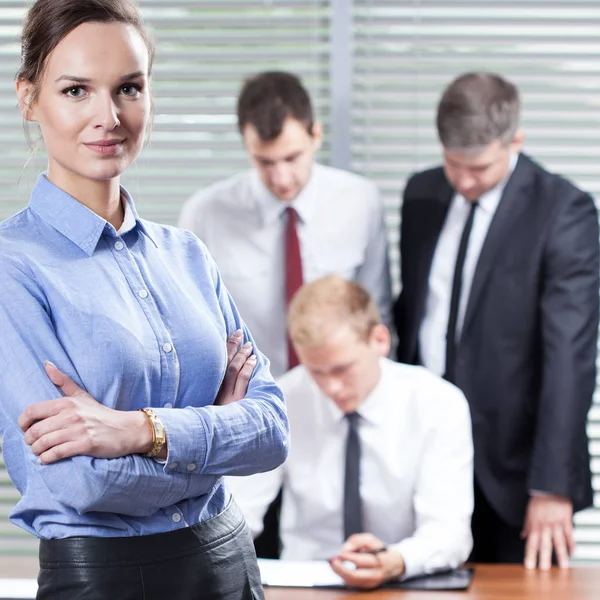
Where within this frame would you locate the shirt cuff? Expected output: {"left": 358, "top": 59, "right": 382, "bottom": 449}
{"left": 153, "top": 406, "right": 208, "bottom": 475}
{"left": 389, "top": 540, "right": 422, "bottom": 580}
{"left": 389, "top": 536, "right": 466, "bottom": 581}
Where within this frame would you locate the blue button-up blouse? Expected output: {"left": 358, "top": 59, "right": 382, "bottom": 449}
{"left": 0, "top": 174, "right": 288, "bottom": 539}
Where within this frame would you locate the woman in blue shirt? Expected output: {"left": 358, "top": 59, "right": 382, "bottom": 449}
{"left": 0, "top": 0, "right": 288, "bottom": 598}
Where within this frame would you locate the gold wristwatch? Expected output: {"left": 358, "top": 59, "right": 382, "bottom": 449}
{"left": 140, "top": 407, "right": 166, "bottom": 458}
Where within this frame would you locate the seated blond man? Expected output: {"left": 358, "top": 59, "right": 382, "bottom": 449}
{"left": 227, "top": 275, "right": 473, "bottom": 589}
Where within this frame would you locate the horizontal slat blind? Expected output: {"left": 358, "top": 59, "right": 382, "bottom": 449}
{"left": 0, "top": 0, "right": 330, "bottom": 554}
{"left": 352, "top": 0, "right": 600, "bottom": 561}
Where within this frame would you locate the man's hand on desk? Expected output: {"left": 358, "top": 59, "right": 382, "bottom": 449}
{"left": 329, "top": 533, "right": 405, "bottom": 590}
{"left": 522, "top": 494, "right": 574, "bottom": 571}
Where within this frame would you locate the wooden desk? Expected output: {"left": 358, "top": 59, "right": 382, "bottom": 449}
{"left": 264, "top": 565, "right": 600, "bottom": 600}
{"left": 1, "top": 557, "right": 599, "bottom": 599}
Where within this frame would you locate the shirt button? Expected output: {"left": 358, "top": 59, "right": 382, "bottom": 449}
{"left": 162, "top": 343, "right": 173, "bottom": 353}
{"left": 138, "top": 289, "right": 148, "bottom": 299}
{"left": 114, "top": 241, "right": 124, "bottom": 251}
{"left": 164, "top": 402, "right": 173, "bottom": 409}
{"left": 171, "top": 513, "right": 182, "bottom": 523}
{"left": 186, "top": 463, "right": 196, "bottom": 472}
{"left": 167, "top": 463, "right": 177, "bottom": 470}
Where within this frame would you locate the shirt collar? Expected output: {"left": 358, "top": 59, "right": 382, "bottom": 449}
{"left": 117, "top": 192, "right": 137, "bottom": 235}
{"left": 251, "top": 163, "right": 322, "bottom": 226}
{"left": 28, "top": 174, "right": 157, "bottom": 256}
{"left": 118, "top": 187, "right": 158, "bottom": 247}
{"left": 323, "top": 357, "right": 393, "bottom": 427}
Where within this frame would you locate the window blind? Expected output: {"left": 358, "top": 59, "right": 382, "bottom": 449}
{"left": 351, "top": 0, "right": 600, "bottom": 561}
{"left": 0, "top": 0, "right": 330, "bottom": 554}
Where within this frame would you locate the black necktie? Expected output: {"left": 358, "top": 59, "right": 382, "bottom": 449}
{"left": 445, "top": 201, "right": 478, "bottom": 383}
{"left": 343, "top": 412, "right": 363, "bottom": 540}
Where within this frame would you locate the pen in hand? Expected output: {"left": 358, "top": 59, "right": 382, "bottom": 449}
{"left": 359, "top": 545, "right": 388, "bottom": 555}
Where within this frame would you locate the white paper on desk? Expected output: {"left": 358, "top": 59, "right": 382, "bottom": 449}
{"left": 0, "top": 578, "right": 37, "bottom": 599}
{"left": 257, "top": 559, "right": 345, "bottom": 588}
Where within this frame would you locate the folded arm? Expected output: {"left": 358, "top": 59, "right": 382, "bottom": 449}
{"left": 153, "top": 236, "right": 289, "bottom": 478}
{"left": 0, "top": 258, "right": 219, "bottom": 516}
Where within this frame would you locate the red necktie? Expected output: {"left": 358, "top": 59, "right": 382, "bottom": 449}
{"left": 285, "top": 207, "right": 303, "bottom": 370}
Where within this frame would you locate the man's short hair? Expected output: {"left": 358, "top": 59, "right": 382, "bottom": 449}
{"left": 436, "top": 72, "right": 520, "bottom": 150}
{"left": 236, "top": 71, "right": 314, "bottom": 141}
{"left": 288, "top": 275, "right": 380, "bottom": 347}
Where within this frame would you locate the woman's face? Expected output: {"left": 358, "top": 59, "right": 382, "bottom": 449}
{"left": 18, "top": 21, "right": 150, "bottom": 190}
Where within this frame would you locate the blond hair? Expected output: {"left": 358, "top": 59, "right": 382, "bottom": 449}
{"left": 287, "top": 275, "right": 380, "bottom": 346}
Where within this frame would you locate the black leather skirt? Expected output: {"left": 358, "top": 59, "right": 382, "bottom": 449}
{"left": 37, "top": 500, "right": 263, "bottom": 600}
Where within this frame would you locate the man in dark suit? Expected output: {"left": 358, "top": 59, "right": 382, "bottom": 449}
{"left": 394, "top": 72, "right": 599, "bottom": 570}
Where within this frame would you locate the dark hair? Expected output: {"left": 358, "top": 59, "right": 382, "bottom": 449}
{"left": 236, "top": 71, "right": 314, "bottom": 141}
{"left": 436, "top": 72, "right": 520, "bottom": 150}
{"left": 17, "top": 0, "right": 155, "bottom": 103}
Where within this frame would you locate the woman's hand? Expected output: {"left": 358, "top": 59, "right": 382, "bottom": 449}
{"left": 18, "top": 362, "right": 152, "bottom": 464}
{"left": 20, "top": 329, "right": 257, "bottom": 464}
{"left": 214, "top": 329, "right": 257, "bottom": 406}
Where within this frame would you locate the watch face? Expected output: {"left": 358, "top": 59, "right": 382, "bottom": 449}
{"left": 141, "top": 408, "right": 166, "bottom": 457}
{"left": 154, "top": 417, "right": 166, "bottom": 441}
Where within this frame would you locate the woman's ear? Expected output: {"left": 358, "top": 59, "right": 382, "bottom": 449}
{"left": 16, "top": 80, "right": 36, "bottom": 121}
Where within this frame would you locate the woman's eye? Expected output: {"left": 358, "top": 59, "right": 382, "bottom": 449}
{"left": 63, "top": 86, "right": 85, "bottom": 98}
{"left": 121, "top": 84, "right": 141, "bottom": 97}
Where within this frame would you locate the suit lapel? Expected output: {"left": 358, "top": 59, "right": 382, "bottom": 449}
{"left": 461, "top": 154, "right": 535, "bottom": 336}
{"left": 414, "top": 179, "right": 454, "bottom": 325}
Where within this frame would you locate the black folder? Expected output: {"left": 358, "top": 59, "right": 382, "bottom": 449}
{"left": 382, "top": 567, "right": 474, "bottom": 591}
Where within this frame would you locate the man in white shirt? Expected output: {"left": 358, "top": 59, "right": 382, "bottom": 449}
{"left": 178, "top": 71, "right": 392, "bottom": 379}
{"left": 227, "top": 275, "right": 473, "bottom": 589}
{"left": 394, "top": 72, "right": 599, "bottom": 569}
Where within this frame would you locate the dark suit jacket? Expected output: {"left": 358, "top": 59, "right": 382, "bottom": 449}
{"left": 394, "top": 153, "right": 599, "bottom": 527}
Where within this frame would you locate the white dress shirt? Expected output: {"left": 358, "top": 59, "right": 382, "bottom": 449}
{"left": 117, "top": 196, "right": 136, "bottom": 235}
{"left": 178, "top": 164, "right": 392, "bottom": 377}
{"left": 226, "top": 358, "right": 474, "bottom": 579}
{"left": 419, "top": 155, "right": 518, "bottom": 375}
